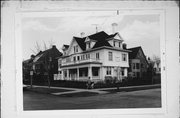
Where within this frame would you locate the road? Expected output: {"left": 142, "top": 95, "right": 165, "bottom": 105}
{"left": 24, "top": 88, "right": 161, "bottom": 110}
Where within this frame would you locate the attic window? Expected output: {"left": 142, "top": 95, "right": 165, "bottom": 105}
{"left": 113, "top": 41, "right": 116, "bottom": 47}
{"left": 74, "top": 45, "right": 78, "bottom": 53}
{"left": 119, "top": 42, "right": 121, "bottom": 48}
{"left": 87, "top": 42, "right": 91, "bottom": 49}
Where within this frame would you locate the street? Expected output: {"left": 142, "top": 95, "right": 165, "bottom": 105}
{"left": 24, "top": 88, "right": 161, "bottom": 110}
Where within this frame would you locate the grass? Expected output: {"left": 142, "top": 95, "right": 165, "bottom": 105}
{"left": 26, "top": 87, "right": 73, "bottom": 94}
{"left": 102, "top": 84, "right": 161, "bottom": 93}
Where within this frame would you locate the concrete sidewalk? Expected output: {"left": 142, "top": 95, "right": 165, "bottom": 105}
{"left": 29, "top": 84, "right": 160, "bottom": 96}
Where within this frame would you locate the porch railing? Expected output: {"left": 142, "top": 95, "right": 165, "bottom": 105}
{"left": 61, "top": 58, "right": 101, "bottom": 66}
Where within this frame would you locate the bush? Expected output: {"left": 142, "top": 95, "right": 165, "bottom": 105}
{"left": 104, "top": 76, "right": 117, "bottom": 84}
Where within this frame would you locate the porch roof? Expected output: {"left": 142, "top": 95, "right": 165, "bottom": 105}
{"left": 60, "top": 61, "right": 102, "bottom": 68}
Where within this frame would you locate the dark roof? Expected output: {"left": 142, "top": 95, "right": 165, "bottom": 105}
{"left": 33, "top": 46, "right": 62, "bottom": 63}
{"left": 128, "top": 46, "right": 149, "bottom": 66}
{"left": 128, "top": 46, "right": 142, "bottom": 59}
{"left": 73, "top": 31, "right": 118, "bottom": 51}
{"left": 74, "top": 37, "right": 86, "bottom": 50}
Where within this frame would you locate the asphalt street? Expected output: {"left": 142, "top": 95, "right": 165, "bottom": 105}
{"left": 24, "top": 88, "right": 161, "bottom": 110}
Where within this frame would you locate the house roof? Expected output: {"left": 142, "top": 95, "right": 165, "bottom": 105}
{"left": 128, "top": 46, "right": 149, "bottom": 66}
{"left": 128, "top": 46, "right": 142, "bottom": 59}
{"left": 73, "top": 31, "right": 120, "bottom": 51}
{"left": 33, "top": 46, "right": 62, "bottom": 63}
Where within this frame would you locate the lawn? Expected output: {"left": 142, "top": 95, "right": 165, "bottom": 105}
{"left": 26, "top": 87, "right": 73, "bottom": 94}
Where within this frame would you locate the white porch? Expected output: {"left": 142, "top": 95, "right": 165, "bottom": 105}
{"left": 60, "top": 64, "right": 103, "bottom": 82}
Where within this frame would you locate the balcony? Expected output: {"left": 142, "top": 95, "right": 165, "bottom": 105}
{"left": 61, "top": 58, "right": 102, "bottom": 67}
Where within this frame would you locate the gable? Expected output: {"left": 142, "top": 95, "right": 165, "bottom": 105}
{"left": 114, "top": 33, "right": 123, "bottom": 40}
{"left": 136, "top": 49, "right": 149, "bottom": 66}
{"left": 67, "top": 38, "right": 83, "bottom": 55}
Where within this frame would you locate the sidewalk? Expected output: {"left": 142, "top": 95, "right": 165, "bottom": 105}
{"left": 26, "top": 84, "right": 161, "bottom": 96}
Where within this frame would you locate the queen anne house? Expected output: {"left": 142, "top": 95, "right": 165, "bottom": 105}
{"left": 58, "top": 31, "right": 131, "bottom": 82}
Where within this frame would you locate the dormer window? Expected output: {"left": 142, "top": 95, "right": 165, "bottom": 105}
{"left": 119, "top": 42, "right": 121, "bottom": 48}
{"left": 87, "top": 42, "right": 91, "bottom": 49}
{"left": 113, "top": 41, "right": 116, "bottom": 47}
{"left": 74, "top": 45, "right": 78, "bottom": 53}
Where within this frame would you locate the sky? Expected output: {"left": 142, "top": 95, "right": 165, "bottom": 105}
{"left": 22, "top": 14, "right": 160, "bottom": 60}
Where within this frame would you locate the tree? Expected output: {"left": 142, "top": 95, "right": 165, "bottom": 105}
{"left": 30, "top": 39, "right": 56, "bottom": 55}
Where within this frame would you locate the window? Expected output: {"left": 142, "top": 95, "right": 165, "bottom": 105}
{"left": 74, "top": 46, "right": 76, "bottom": 53}
{"left": 122, "top": 53, "right": 127, "bottom": 61}
{"left": 92, "top": 67, "right": 99, "bottom": 76}
{"left": 108, "top": 52, "right": 113, "bottom": 61}
{"left": 119, "top": 42, "right": 121, "bottom": 48}
{"left": 79, "top": 68, "right": 88, "bottom": 77}
{"left": 74, "top": 45, "right": 78, "bottom": 53}
{"left": 64, "top": 70, "right": 67, "bottom": 77}
{"left": 121, "top": 69, "right": 124, "bottom": 76}
{"left": 113, "top": 41, "right": 116, "bottom": 47}
{"left": 106, "top": 67, "right": 111, "bottom": 75}
{"left": 73, "top": 56, "right": 76, "bottom": 62}
{"left": 87, "top": 42, "right": 91, "bottom": 49}
{"left": 96, "top": 52, "right": 99, "bottom": 59}
{"left": 77, "top": 56, "right": 80, "bottom": 61}
{"left": 133, "top": 63, "right": 136, "bottom": 69}
{"left": 76, "top": 45, "right": 78, "bottom": 52}
{"left": 136, "top": 63, "right": 140, "bottom": 69}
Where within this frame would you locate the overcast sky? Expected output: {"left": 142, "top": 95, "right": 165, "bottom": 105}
{"left": 22, "top": 14, "right": 160, "bottom": 60}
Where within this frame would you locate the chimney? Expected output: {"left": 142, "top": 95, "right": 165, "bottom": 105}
{"left": 80, "top": 32, "right": 85, "bottom": 38}
{"left": 31, "top": 54, "right": 35, "bottom": 59}
{"left": 112, "top": 23, "right": 118, "bottom": 34}
{"left": 52, "top": 45, "right": 56, "bottom": 49}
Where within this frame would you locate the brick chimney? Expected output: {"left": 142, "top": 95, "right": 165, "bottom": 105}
{"left": 112, "top": 23, "right": 118, "bottom": 34}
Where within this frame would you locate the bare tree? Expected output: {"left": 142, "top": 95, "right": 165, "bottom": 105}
{"left": 30, "top": 39, "right": 56, "bottom": 55}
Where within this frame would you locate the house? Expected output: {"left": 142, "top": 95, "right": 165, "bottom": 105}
{"left": 58, "top": 31, "right": 131, "bottom": 82}
{"left": 153, "top": 61, "right": 161, "bottom": 74}
{"left": 27, "top": 45, "right": 62, "bottom": 81}
{"left": 128, "top": 46, "right": 149, "bottom": 78}
{"left": 22, "top": 55, "right": 35, "bottom": 82}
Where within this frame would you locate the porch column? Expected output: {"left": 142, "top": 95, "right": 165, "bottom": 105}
{"left": 88, "top": 66, "right": 92, "bottom": 80}
{"left": 77, "top": 68, "right": 79, "bottom": 80}
{"left": 101, "top": 67, "right": 105, "bottom": 80}
{"left": 111, "top": 67, "right": 114, "bottom": 77}
{"left": 61, "top": 70, "right": 64, "bottom": 80}
{"left": 124, "top": 68, "right": 127, "bottom": 77}
{"left": 67, "top": 69, "right": 69, "bottom": 80}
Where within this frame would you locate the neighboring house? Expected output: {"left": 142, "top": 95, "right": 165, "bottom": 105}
{"left": 128, "top": 46, "right": 149, "bottom": 78}
{"left": 58, "top": 31, "right": 130, "bottom": 82}
{"left": 24, "top": 45, "right": 63, "bottom": 81}
{"left": 153, "top": 61, "right": 161, "bottom": 74}
{"left": 22, "top": 55, "right": 34, "bottom": 81}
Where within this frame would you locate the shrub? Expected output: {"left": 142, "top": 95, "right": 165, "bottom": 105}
{"left": 104, "top": 76, "right": 114, "bottom": 84}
